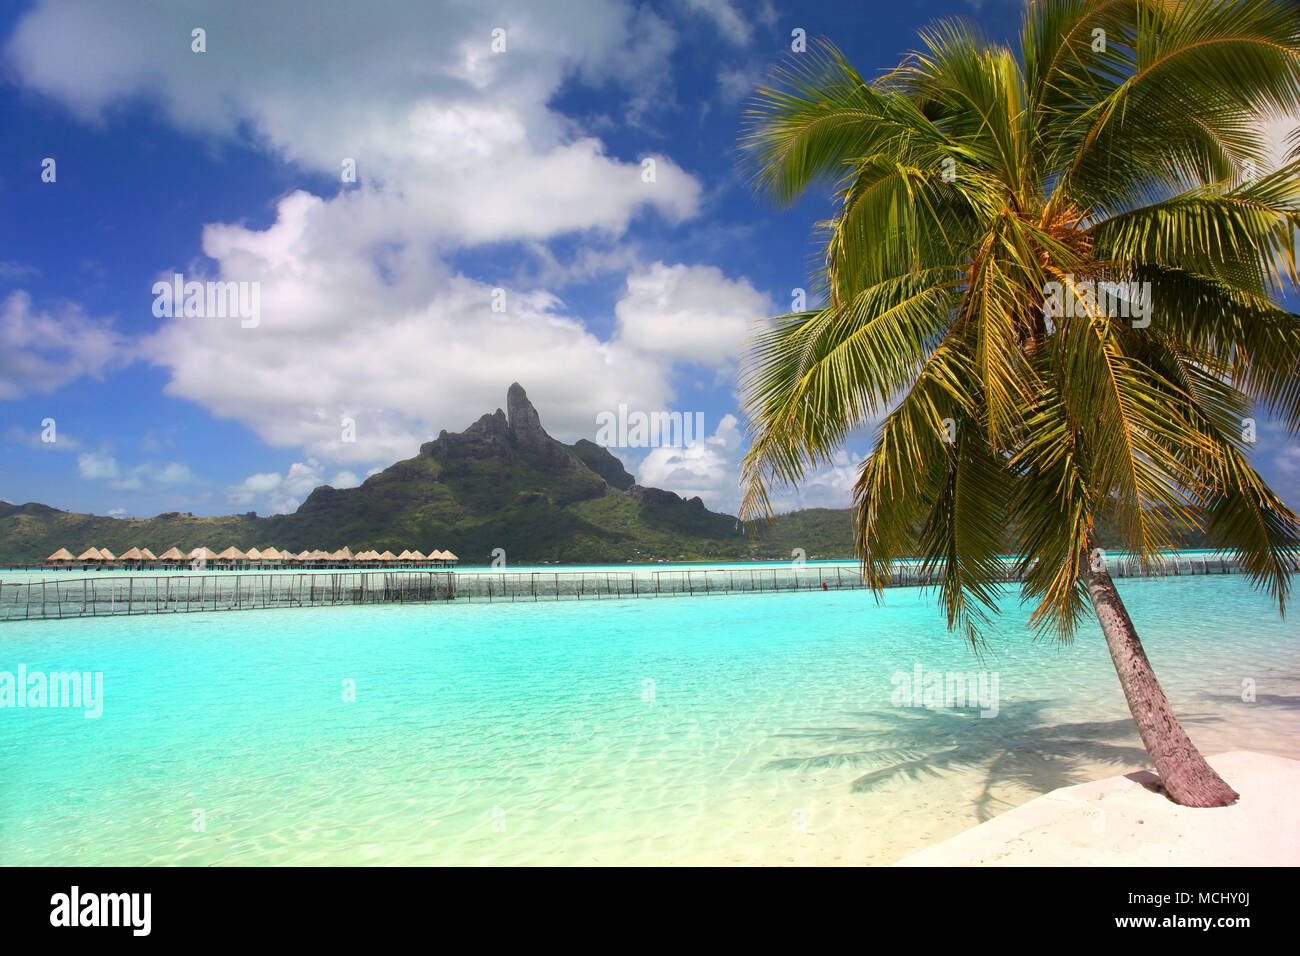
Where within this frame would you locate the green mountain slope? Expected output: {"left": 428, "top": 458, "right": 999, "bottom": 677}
{"left": 0, "top": 384, "right": 1211, "bottom": 567}
{"left": 0, "top": 385, "right": 852, "bottom": 566}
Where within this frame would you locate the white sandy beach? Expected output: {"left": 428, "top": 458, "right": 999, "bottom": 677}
{"left": 894, "top": 751, "right": 1300, "bottom": 866}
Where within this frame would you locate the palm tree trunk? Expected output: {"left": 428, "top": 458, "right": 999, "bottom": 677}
{"left": 1081, "top": 551, "right": 1238, "bottom": 807}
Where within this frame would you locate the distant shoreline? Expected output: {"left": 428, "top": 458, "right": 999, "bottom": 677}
{"left": 0, "top": 547, "right": 1269, "bottom": 576}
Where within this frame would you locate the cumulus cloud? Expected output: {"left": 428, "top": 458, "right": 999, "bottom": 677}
{"left": 77, "top": 452, "right": 196, "bottom": 491}
{"left": 1267, "top": 441, "right": 1300, "bottom": 509}
{"left": 634, "top": 411, "right": 865, "bottom": 515}
{"left": 5, "top": 424, "right": 83, "bottom": 452}
{"left": 139, "top": 190, "right": 683, "bottom": 463}
{"left": 0, "top": 291, "right": 130, "bottom": 399}
{"left": 636, "top": 412, "right": 743, "bottom": 509}
{"left": 228, "top": 458, "right": 364, "bottom": 514}
{"left": 5, "top": 0, "right": 700, "bottom": 243}
{"left": 4, "top": 1, "right": 746, "bottom": 470}
{"left": 614, "top": 262, "right": 773, "bottom": 366}
{"left": 764, "top": 450, "right": 865, "bottom": 514}
{"left": 4, "top": 0, "right": 805, "bottom": 518}
{"left": 679, "top": 0, "right": 754, "bottom": 45}
{"left": 77, "top": 451, "right": 119, "bottom": 481}
{"left": 716, "top": 64, "right": 763, "bottom": 104}
{"left": 0, "top": 261, "right": 40, "bottom": 282}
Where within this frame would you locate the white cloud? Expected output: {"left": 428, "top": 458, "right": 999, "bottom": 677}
{"left": 77, "top": 453, "right": 197, "bottom": 491}
{"left": 229, "top": 459, "right": 365, "bottom": 514}
{"left": 0, "top": 291, "right": 129, "bottom": 399}
{"left": 4, "top": 425, "right": 83, "bottom": 452}
{"left": 680, "top": 0, "right": 753, "bottom": 45}
{"left": 1276, "top": 445, "right": 1300, "bottom": 476}
{"left": 0, "top": 261, "right": 40, "bottom": 282}
{"left": 77, "top": 451, "right": 118, "bottom": 480}
{"left": 1264, "top": 115, "right": 1299, "bottom": 172}
{"left": 141, "top": 191, "right": 680, "bottom": 462}
{"left": 764, "top": 450, "right": 865, "bottom": 514}
{"left": 6, "top": 0, "right": 700, "bottom": 245}
{"left": 716, "top": 64, "right": 763, "bottom": 104}
{"left": 3, "top": 2, "right": 748, "bottom": 467}
{"left": 154, "top": 462, "right": 195, "bottom": 484}
{"left": 636, "top": 413, "right": 742, "bottom": 510}
{"left": 614, "top": 262, "right": 773, "bottom": 366}
{"left": 237, "top": 472, "right": 283, "bottom": 495}
{"left": 634, "top": 410, "right": 865, "bottom": 515}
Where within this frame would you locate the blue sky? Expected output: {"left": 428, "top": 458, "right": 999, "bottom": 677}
{"left": 1, "top": 0, "right": 1297, "bottom": 519}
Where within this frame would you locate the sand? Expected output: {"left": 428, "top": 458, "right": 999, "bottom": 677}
{"left": 893, "top": 750, "right": 1300, "bottom": 866}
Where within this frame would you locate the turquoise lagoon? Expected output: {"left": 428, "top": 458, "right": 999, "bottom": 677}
{"left": 1, "top": 571, "right": 1296, "bottom": 865}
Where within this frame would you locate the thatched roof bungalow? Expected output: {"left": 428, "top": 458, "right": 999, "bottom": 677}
{"left": 45, "top": 547, "right": 75, "bottom": 567}
{"left": 213, "top": 547, "right": 247, "bottom": 569}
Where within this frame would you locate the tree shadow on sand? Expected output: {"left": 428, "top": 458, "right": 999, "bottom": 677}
{"left": 1198, "top": 692, "right": 1300, "bottom": 710}
{"left": 763, "top": 700, "right": 1231, "bottom": 821}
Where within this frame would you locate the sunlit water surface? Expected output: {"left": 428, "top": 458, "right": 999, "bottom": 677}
{"left": 1, "top": 573, "right": 1295, "bottom": 865}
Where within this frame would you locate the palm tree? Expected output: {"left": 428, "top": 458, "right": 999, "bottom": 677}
{"left": 739, "top": 0, "right": 1300, "bottom": 807}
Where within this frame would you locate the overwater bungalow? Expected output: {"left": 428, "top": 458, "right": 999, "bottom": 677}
{"left": 45, "top": 547, "right": 76, "bottom": 568}
{"left": 37, "top": 542, "right": 458, "bottom": 572}
{"left": 214, "top": 547, "right": 247, "bottom": 570}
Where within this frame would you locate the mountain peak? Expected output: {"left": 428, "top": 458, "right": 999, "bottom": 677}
{"left": 506, "top": 382, "right": 547, "bottom": 449}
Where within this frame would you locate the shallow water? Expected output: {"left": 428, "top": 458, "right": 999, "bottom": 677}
{"left": 0, "top": 574, "right": 1295, "bottom": 865}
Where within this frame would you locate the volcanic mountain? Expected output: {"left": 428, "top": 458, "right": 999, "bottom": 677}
{"left": 0, "top": 384, "right": 856, "bottom": 565}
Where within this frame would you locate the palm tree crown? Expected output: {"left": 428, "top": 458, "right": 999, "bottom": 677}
{"left": 740, "top": 0, "right": 1300, "bottom": 646}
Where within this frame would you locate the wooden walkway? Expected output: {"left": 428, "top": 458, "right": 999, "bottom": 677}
{"left": 0, "top": 554, "right": 1291, "bottom": 623}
